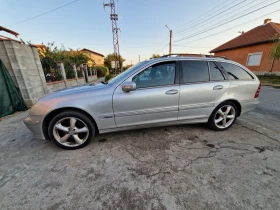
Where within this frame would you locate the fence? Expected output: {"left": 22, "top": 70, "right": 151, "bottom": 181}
{"left": 46, "top": 63, "right": 97, "bottom": 92}
{"left": 41, "top": 57, "right": 63, "bottom": 83}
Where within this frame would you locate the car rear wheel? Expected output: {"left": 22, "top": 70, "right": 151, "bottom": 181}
{"left": 48, "top": 111, "right": 95, "bottom": 149}
{"left": 208, "top": 102, "right": 238, "bottom": 131}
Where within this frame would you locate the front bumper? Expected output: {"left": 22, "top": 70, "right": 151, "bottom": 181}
{"left": 23, "top": 115, "right": 46, "bottom": 140}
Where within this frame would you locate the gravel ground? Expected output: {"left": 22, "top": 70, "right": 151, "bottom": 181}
{"left": 0, "top": 87, "right": 280, "bottom": 210}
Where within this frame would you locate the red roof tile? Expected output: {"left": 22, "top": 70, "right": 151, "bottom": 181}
{"left": 210, "top": 22, "right": 280, "bottom": 53}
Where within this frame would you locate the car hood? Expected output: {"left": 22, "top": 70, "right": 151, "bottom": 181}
{"left": 42, "top": 83, "right": 108, "bottom": 100}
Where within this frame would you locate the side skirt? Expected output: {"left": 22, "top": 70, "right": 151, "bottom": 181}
{"left": 99, "top": 117, "right": 208, "bottom": 134}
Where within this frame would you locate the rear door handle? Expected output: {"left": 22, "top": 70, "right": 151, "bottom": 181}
{"left": 165, "top": 89, "right": 178, "bottom": 95}
{"left": 213, "top": 85, "right": 223, "bottom": 90}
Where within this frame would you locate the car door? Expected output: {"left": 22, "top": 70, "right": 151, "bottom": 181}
{"left": 178, "top": 60, "right": 230, "bottom": 121}
{"left": 113, "top": 61, "right": 180, "bottom": 127}
{"left": 216, "top": 61, "right": 258, "bottom": 103}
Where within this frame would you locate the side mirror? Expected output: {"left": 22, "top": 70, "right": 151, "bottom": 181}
{"left": 122, "top": 81, "right": 136, "bottom": 92}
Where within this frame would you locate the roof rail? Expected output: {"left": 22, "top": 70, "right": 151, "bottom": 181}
{"left": 160, "top": 54, "right": 230, "bottom": 60}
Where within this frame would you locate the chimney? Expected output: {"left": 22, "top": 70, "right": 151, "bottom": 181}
{"left": 264, "top": 18, "right": 272, "bottom": 24}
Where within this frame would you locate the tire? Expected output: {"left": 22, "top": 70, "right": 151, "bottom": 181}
{"left": 208, "top": 101, "right": 238, "bottom": 131}
{"left": 48, "top": 111, "right": 95, "bottom": 149}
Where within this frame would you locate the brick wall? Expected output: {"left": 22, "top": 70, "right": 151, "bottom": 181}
{"left": 214, "top": 43, "right": 280, "bottom": 72}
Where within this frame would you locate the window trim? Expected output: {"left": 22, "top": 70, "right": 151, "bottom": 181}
{"left": 179, "top": 60, "right": 210, "bottom": 85}
{"left": 246, "top": 52, "right": 263, "bottom": 66}
{"left": 209, "top": 61, "right": 228, "bottom": 81}
{"left": 131, "top": 61, "right": 178, "bottom": 90}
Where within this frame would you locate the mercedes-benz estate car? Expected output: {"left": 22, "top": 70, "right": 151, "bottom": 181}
{"left": 24, "top": 55, "right": 261, "bottom": 149}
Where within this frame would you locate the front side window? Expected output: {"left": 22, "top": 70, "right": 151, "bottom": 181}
{"left": 218, "top": 62, "right": 254, "bottom": 80}
{"left": 209, "top": 62, "right": 225, "bottom": 81}
{"left": 181, "top": 61, "right": 209, "bottom": 83}
{"left": 132, "top": 62, "right": 176, "bottom": 89}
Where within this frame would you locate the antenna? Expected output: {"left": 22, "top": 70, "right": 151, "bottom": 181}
{"left": 104, "top": 0, "right": 121, "bottom": 74}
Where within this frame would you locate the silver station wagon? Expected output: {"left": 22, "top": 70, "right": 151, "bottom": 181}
{"left": 24, "top": 55, "right": 261, "bottom": 149}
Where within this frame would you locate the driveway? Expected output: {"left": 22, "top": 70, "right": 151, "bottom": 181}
{"left": 0, "top": 87, "right": 280, "bottom": 210}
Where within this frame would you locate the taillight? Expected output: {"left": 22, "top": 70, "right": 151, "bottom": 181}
{"left": 254, "top": 83, "right": 261, "bottom": 98}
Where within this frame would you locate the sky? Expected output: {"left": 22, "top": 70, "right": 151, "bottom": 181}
{"left": 1, "top": 0, "right": 280, "bottom": 65}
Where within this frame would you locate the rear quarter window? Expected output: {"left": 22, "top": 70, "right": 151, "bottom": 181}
{"left": 217, "top": 62, "right": 254, "bottom": 80}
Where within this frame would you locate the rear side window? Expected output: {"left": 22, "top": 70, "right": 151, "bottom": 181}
{"left": 209, "top": 62, "right": 225, "bottom": 81}
{"left": 218, "top": 62, "right": 254, "bottom": 80}
{"left": 181, "top": 61, "right": 209, "bottom": 83}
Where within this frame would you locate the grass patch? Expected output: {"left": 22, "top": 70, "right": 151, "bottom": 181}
{"left": 257, "top": 74, "right": 280, "bottom": 87}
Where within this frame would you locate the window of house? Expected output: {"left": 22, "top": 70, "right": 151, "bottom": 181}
{"left": 181, "top": 61, "right": 209, "bottom": 83}
{"left": 132, "top": 62, "right": 176, "bottom": 88}
{"left": 209, "top": 62, "right": 225, "bottom": 81}
{"left": 218, "top": 62, "right": 254, "bottom": 80}
{"left": 247, "top": 52, "right": 262, "bottom": 66}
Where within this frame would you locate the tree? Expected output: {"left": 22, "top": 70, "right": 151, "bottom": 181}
{"left": 151, "top": 54, "right": 161, "bottom": 58}
{"left": 269, "top": 34, "right": 280, "bottom": 72}
{"left": 38, "top": 42, "right": 93, "bottom": 79}
{"left": 104, "top": 53, "right": 125, "bottom": 70}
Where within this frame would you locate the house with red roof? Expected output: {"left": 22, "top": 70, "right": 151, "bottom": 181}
{"left": 210, "top": 19, "right": 280, "bottom": 72}
{"left": 79, "top": 48, "right": 105, "bottom": 66}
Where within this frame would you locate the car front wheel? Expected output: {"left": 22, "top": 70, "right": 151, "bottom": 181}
{"left": 48, "top": 111, "right": 95, "bottom": 149}
{"left": 208, "top": 102, "right": 238, "bottom": 131}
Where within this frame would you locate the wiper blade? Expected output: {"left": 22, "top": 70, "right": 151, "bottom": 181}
{"left": 101, "top": 81, "right": 108, "bottom": 85}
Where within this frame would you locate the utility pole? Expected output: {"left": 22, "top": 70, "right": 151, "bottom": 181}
{"left": 165, "top": 25, "right": 172, "bottom": 55}
{"left": 104, "top": 0, "right": 120, "bottom": 74}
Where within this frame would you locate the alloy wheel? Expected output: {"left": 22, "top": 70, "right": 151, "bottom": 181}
{"left": 53, "top": 117, "right": 89, "bottom": 147}
{"left": 214, "top": 105, "right": 236, "bottom": 129}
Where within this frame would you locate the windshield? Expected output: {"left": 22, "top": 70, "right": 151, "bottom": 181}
{"left": 107, "top": 61, "right": 148, "bottom": 85}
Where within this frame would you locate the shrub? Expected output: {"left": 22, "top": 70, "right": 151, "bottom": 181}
{"left": 105, "top": 74, "right": 113, "bottom": 82}
{"left": 64, "top": 62, "right": 75, "bottom": 79}
{"left": 95, "top": 66, "right": 108, "bottom": 77}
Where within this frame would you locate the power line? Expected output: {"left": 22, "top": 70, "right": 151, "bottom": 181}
{"left": 173, "top": 45, "right": 215, "bottom": 48}
{"left": 174, "top": 0, "right": 269, "bottom": 36}
{"left": 14, "top": 0, "right": 80, "bottom": 24}
{"left": 173, "top": 0, "right": 280, "bottom": 43}
{"left": 176, "top": 8, "right": 280, "bottom": 46}
{"left": 174, "top": 0, "right": 247, "bottom": 35}
{"left": 172, "top": 0, "right": 232, "bottom": 32}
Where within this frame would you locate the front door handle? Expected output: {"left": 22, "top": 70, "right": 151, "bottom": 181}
{"left": 213, "top": 85, "right": 223, "bottom": 90}
{"left": 165, "top": 89, "right": 178, "bottom": 95}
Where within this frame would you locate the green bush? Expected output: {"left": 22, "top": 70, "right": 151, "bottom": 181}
{"left": 95, "top": 66, "right": 108, "bottom": 77}
{"left": 64, "top": 62, "right": 75, "bottom": 79}
{"left": 105, "top": 74, "right": 113, "bottom": 82}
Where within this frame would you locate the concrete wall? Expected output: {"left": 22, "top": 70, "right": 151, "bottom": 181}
{"left": 0, "top": 40, "right": 49, "bottom": 106}
{"left": 214, "top": 43, "right": 280, "bottom": 72}
{"left": 47, "top": 77, "right": 93, "bottom": 92}
{"left": 0, "top": 40, "right": 98, "bottom": 106}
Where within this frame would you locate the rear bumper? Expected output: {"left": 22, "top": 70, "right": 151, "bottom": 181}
{"left": 23, "top": 115, "right": 45, "bottom": 140}
{"left": 240, "top": 99, "right": 259, "bottom": 114}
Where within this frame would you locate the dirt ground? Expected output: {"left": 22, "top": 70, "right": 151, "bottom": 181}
{"left": 0, "top": 108, "right": 280, "bottom": 210}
